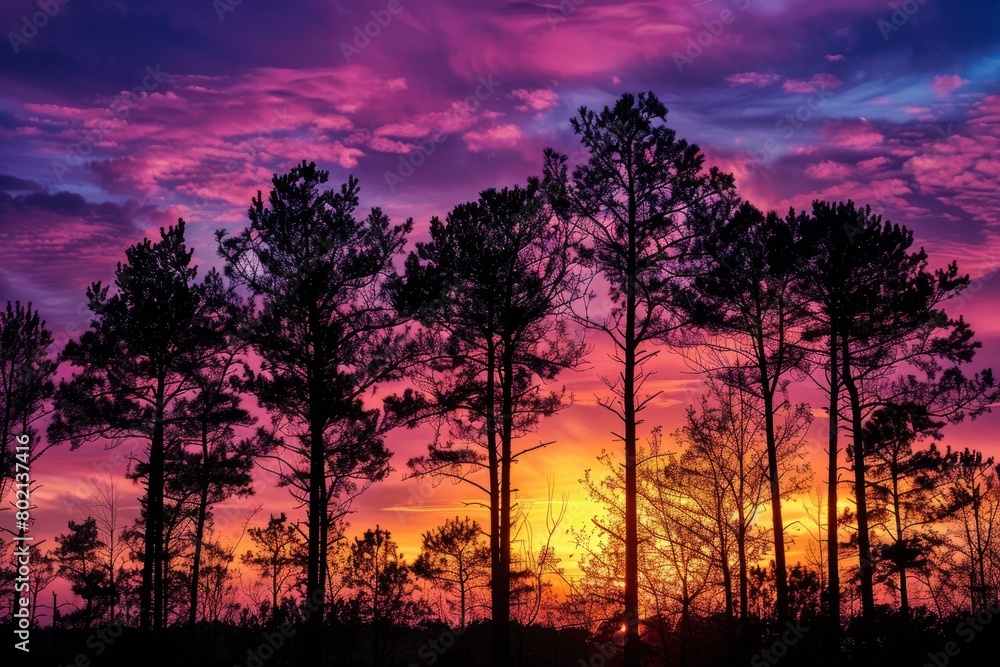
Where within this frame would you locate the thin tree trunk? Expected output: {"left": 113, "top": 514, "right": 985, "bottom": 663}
{"left": 189, "top": 418, "right": 211, "bottom": 626}
{"left": 762, "top": 388, "right": 788, "bottom": 624}
{"left": 840, "top": 341, "right": 875, "bottom": 625}
{"left": 460, "top": 562, "right": 467, "bottom": 630}
{"left": 486, "top": 338, "right": 508, "bottom": 667}
{"left": 307, "top": 419, "right": 325, "bottom": 660}
{"left": 737, "top": 529, "right": 749, "bottom": 626}
{"left": 306, "top": 305, "right": 327, "bottom": 663}
{"left": 189, "top": 484, "right": 209, "bottom": 625}
{"left": 500, "top": 351, "right": 515, "bottom": 666}
{"left": 827, "top": 324, "right": 841, "bottom": 647}
{"left": 143, "top": 379, "right": 166, "bottom": 632}
{"left": 721, "top": 540, "right": 734, "bottom": 628}
{"left": 623, "top": 215, "right": 640, "bottom": 667}
{"left": 892, "top": 471, "right": 910, "bottom": 617}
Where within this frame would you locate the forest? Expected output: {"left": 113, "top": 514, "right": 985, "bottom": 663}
{"left": 2, "top": 91, "right": 999, "bottom": 667}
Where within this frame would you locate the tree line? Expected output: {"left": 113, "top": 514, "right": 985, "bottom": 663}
{"left": 1, "top": 91, "right": 998, "bottom": 667}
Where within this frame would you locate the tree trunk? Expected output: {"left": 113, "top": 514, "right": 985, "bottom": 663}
{"left": 307, "top": 417, "right": 325, "bottom": 660}
{"left": 827, "top": 324, "right": 841, "bottom": 647}
{"left": 891, "top": 471, "right": 910, "bottom": 618}
{"left": 143, "top": 379, "right": 166, "bottom": 632}
{"left": 500, "top": 351, "right": 515, "bottom": 664}
{"left": 189, "top": 419, "right": 211, "bottom": 626}
{"left": 306, "top": 304, "right": 327, "bottom": 663}
{"left": 840, "top": 341, "right": 875, "bottom": 626}
{"left": 737, "top": 527, "right": 749, "bottom": 626}
{"left": 623, "top": 218, "right": 640, "bottom": 667}
{"left": 762, "top": 387, "right": 788, "bottom": 624}
{"left": 720, "top": 538, "right": 734, "bottom": 629}
{"left": 679, "top": 592, "right": 690, "bottom": 667}
{"left": 486, "top": 338, "right": 508, "bottom": 667}
{"left": 460, "top": 563, "right": 467, "bottom": 630}
{"left": 189, "top": 483, "right": 209, "bottom": 625}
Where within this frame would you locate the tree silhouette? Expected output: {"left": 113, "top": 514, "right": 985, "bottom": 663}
{"left": 217, "top": 161, "right": 411, "bottom": 660}
{"left": 666, "top": 379, "right": 810, "bottom": 648}
{"left": 0, "top": 300, "right": 56, "bottom": 507}
{"left": 542, "top": 90, "right": 736, "bottom": 667}
{"left": 862, "top": 402, "right": 957, "bottom": 617}
{"left": 50, "top": 220, "right": 234, "bottom": 632}
{"left": 389, "top": 180, "right": 586, "bottom": 666}
{"left": 798, "top": 200, "right": 997, "bottom": 633}
{"left": 413, "top": 516, "right": 490, "bottom": 629}
{"left": 682, "top": 201, "right": 811, "bottom": 625}
{"left": 345, "top": 526, "right": 426, "bottom": 666}
{"left": 947, "top": 448, "right": 1000, "bottom": 611}
{"left": 242, "top": 512, "right": 305, "bottom": 620}
{"left": 86, "top": 475, "right": 127, "bottom": 623}
{"left": 164, "top": 361, "right": 274, "bottom": 625}
{"left": 55, "top": 517, "right": 112, "bottom": 627}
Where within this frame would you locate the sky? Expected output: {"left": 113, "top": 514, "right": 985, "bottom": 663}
{"left": 1, "top": 0, "right": 999, "bottom": 612}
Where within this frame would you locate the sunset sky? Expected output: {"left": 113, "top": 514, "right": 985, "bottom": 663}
{"left": 1, "top": 0, "right": 999, "bottom": 605}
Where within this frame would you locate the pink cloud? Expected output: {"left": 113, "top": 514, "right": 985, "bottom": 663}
{"left": 805, "top": 160, "right": 853, "bottom": 181}
{"left": 462, "top": 123, "right": 522, "bottom": 152}
{"left": 511, "top": 88, "right": 559, "bottom": 112}
{"left": 825, "top": 54, "right": 846, "bottom": 63}
{"left": 726, "top": 72, "right": 782, "bottom": 88}
{"left": 782, "top": 73, "right": 843, "bottom": 94}
{"left": 857, "top": 156, "right": 890, "bottom": 172}
{"left": 820, "top": 119, "right": 885, "bottom": 149}
{"left": 368, "top": 136, "right": 413, "bottom": 153}
{"left": 930, "top": 74, "right": 969, "bottom": 98}
{"left": 804, "top": 156, "right": 891, "bottom": 182}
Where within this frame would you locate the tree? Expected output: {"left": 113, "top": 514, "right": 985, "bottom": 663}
{"left": 665, "top": 379, "right": 810, "bottom": 644}
{"left": 0, "top": 300, "right": 57, "bottom": 503}
{"left": 160, "top": 348, "right": 275, "bottom": 625}
{"left": 862, "top": 403, "right": 958, "bottom": 617}
{"left": 948, "top": 448, "right": 1000, "bottom": 611}
{"left": 389, "top": 180, "right": 586, "bottom": 666}
{"left": 797, "top": 200, "right": 997, "bottom": 630}
{"left": 681, "top": 202, "right": 811, "bottom": 625}
{"left": 50, "top": 220, "right": 235, "bottom": 632}
{"left": 542, "top": 90, "right": 736, "bottom": 667}
{"left": 0, "top": 300, "right": 57, "bottom": 609}
{"left": 413, "top": 516, "right": 490, "bottom": 629}
{"left": 345, "top": 526, "right": 427, "bottom": 666}
{"left": 87, "top": 475, "right": 127, "bottom": 623}
{"left": 242, "top": 513, "right": 305, "bottom": 620}
{"left": 55, "top": 517, "right": 111, "bottom": 627}
{"left": 577, "top": 427, "right": 718, "bottom": 667}
{"left": 217, "top": 161, "right": 411, "bottom": 660}
{"left": 794, "top": 204, "right": 850, "bottom": 637}
{"left": 195, "top": 532, "right": 243, "bottom": 624}
{"left": 509, "top": 486, "right": 569, "bottom": 664}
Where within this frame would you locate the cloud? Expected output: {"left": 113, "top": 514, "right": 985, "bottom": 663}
{"left": 0, "top": 174, "right": 45, "bottom": 193}
{"left": 903, "top": 95, "right": 1000, "bottom": 223}
{"left": 0, "top": 188, "right": 171, "bottom": 326}
{"left": 805, "top": 160, "right": 853, "bottom": 181}
{"left": 804, "top": 156, "right": 891, "bottom": 181}
{"left": 725, "top": 72, "right": 782, "bottom": 88}
{"left": 930, "top": 74, "right": 969, "bottom": 98}
{"left": 782, "top": 73, "right": 843, "bottom": 94}
{"left": 462, "top": 124, "right": 522, "bottom": 152}
{"left": 511, "top": 88, "right": 559, "bottom": 112}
